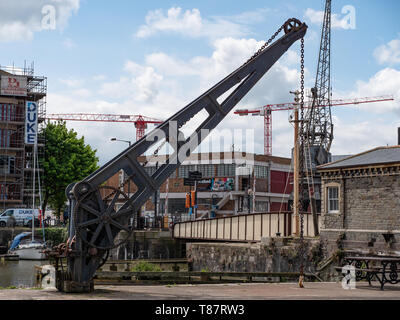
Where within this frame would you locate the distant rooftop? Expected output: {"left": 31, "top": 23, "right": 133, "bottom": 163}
{"left": 318, "top": 146, "right": 400, "bottom": 170}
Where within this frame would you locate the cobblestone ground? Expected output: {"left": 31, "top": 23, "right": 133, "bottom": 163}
{"left": 0, "top": 282, "right": 399, "bottom": 300}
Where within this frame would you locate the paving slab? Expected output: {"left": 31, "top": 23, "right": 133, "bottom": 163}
{"left": 0, "top": 281, "right": 399, "bottom": 300}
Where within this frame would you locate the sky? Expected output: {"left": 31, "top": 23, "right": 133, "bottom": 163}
{"left": 0, "top": 0, "right": 399, "bottom": 165}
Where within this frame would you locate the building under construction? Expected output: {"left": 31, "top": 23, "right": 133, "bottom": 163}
{"left": 0, "top": 63, "right": 47, "bottom": 211}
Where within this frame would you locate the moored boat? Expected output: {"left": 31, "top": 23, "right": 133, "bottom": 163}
{"left": 8, "top": 232, "right": 47, "bottom": 260}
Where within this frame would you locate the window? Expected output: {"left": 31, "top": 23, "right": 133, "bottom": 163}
{"left": 178, "top": 165, "right": 196, "bottom": 178}
{"left": 327, "top": 186, "right": 339, "bottom": 213}
{"left": 0, "top": 129, "right": 13, "bottom": 148}
{"left": 254, "top": 165, "right": 268, "bottom": 179}
{"left": 217, "top": 164, "right": 235, "bottom": 177}
{"left": 0, "top": 155, "right": 15, "bottom": 174}
{"left": 0, "top": 104, "right": 17, "bottom": 121}
{"left": 169, "top": 169, "right": 177, "bottom": 179}
{"left": 143, "top": 166, "right": 157, "bottom": 177}
{"left": 198, "top": 164, "right": 215, "bottom": 177}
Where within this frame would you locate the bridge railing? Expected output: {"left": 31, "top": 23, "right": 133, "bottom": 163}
{"left": 173, "top": 212, "right": 320, "bottom": 241}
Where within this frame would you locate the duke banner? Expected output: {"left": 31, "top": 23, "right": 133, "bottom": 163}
{"left": 25, "top": 101, "right": 38, "bottom": 145}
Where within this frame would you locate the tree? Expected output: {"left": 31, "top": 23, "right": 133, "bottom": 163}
{"left": 41, "top": 121, "right": 99, "bottom": 216}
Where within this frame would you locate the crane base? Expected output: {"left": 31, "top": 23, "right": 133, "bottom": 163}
{"left": 57, "top": 279, "right": 94, "bottom": 293}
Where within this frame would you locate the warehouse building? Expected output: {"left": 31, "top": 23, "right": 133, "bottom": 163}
{"left": 0, "top": 64, "right": 47, "bottom": 212}
{"left": 105, "top": 152, "right": 293, "bottom": 223}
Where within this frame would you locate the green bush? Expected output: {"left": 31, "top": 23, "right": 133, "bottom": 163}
{"left": 132, "top": 261, "right": 162, "bottom": 272}
{"left": 35, "top": 228, "right": 68, "bottom": 246}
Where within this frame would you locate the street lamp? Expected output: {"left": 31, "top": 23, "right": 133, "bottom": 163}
{"left": 110, "top": 138, "right": 131, "bottom": 147}
{"left": 110, "top": 137, "right": 132, "bottom": 199}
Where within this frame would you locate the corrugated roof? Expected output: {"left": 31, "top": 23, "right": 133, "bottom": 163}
{"left": 318, "top": 146, "right": 400, "bottom": 170}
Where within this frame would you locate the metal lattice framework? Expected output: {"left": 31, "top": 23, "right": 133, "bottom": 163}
{"left": 305, "top": 0, "right": 333, "bottom": 151}
{"left": 235, "top": 95, "right": 394, "bottom": 155}
{"left": 46, "top": 113, "right": 163, "bottom": 141}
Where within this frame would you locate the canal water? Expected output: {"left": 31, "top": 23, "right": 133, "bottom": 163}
{"left": 0, "top": 260, "right": 50, "bottom": 288}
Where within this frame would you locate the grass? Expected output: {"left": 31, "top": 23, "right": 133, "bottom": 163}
{"left": 0, "top": 286, "right": 43, "bottom": 290}
{"left": 0, "top": 286, "right": 18, "bottom": 290}
{"left": 131, "top": 261, "right": 163, "bottom": 272}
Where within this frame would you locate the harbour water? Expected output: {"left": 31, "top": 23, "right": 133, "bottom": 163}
{"left": 0, "top": 260, "right": 50, "bottom": 288}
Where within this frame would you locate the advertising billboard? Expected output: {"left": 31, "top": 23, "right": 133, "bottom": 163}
{"left": 212, "top": 178, "right": 234, "bottom": 191}
{"left": 25, "top": 101, "right": 38, "bottom": 145}
{"left": 1, "top": 75, "right": 27, "bottom": 96}
{"left": 196, "top": 178, "right": 235, "bottom": 192}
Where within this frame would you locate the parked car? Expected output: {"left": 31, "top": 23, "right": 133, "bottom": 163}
{"left": 0, "top": 208, "right": 40, "bottom": 227}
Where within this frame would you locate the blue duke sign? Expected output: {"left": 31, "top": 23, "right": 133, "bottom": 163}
{"left": 25, "top": 101, "right": 38, "bottom": 145}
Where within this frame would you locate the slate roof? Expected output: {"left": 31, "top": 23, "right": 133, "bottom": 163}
{"left": 318, "top": 146, "right": 400, "bottom": 170}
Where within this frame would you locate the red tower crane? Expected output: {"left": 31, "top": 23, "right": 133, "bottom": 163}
{"left": 46, "top": 113, "right": 163, "bottom": 141}
{"left": 234, "top": 95, "right": 395, "bottom": 156}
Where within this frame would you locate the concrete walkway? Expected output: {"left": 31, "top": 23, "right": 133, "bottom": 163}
{"left": 0, "top": 282, "right": 399, "bottom": 300}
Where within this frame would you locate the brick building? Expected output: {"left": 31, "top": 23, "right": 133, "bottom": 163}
{"left": 0, "top": 64, "right": 47, "bottom": 212}
{"left": 318, "top": 146, "right": 400, "bottom": 254}
{"left": 105, "top": 152, "right": 293, "bottom": 221}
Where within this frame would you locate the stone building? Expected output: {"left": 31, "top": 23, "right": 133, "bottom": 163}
{"left": 317, "top": 146, "right": 400, "bottom": 255}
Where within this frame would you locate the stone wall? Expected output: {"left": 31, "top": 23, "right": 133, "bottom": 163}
{"left": 320, "top": 173, "right": 400, "bottom": 256}
{"left": 187, "top": 238, "right": 325, "bottom": 275}
{"left": 110, "top": 230, "right": 187, "bottom": 260}
{"left": 345, "top": 175, "right": 400, "bottom": 230}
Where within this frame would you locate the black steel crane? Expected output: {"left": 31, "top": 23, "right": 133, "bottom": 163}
{"left": 301, "top": 0, "right": 332, "bottom": 236}
{"left": 51, "top": 18, "right": 308, "bottom": 293}
{"left": 305, "top": 0, "right": 333, "bottom": 154}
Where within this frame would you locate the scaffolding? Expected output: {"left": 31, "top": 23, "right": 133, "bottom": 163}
{"left": 0, "top": 62, "right": 47, "bottom": 212}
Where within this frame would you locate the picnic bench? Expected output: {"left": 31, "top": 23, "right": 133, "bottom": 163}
{"left": 337, "top": 256, "right": 400, "bottom": 290}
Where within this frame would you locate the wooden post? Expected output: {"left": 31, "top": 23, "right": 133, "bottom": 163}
{"left": 293, "top": 107, "right": 300, "bottom": 236}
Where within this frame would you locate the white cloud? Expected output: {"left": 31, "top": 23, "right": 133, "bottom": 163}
{"left": 304, "top": 8, "right": 353, "bottom": 30}
{"left": 374, "top": 38, "right": 400, "bottom": 66}
{"left": 0, "top": 0, "right": 80, "bottom": 42}
{"left": 59, "top": 78, "right": 84, "bottom": 88}
{"left": 135, "top": 7, "right": 249, "bottom": 40}
{"left": 347, "top": 68, "right": 400, "bottom": 115}
{"left": 331, "top": 116, "right": 398, "bottom": 155}
{"left": 325, "top": 67, "right": 400, "bottom": 156}
{"left": 100, "top": 61, "right": 164, "bottom": 103}
{"left": 0, "top": 21, "right": 34, "bottom": 42}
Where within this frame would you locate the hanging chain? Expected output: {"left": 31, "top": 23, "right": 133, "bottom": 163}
{"left": 245, "top": 25, "right": 284, "bottom": 65}
{"left": 298, "top": 37, "right": 305, "bottom": 287}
